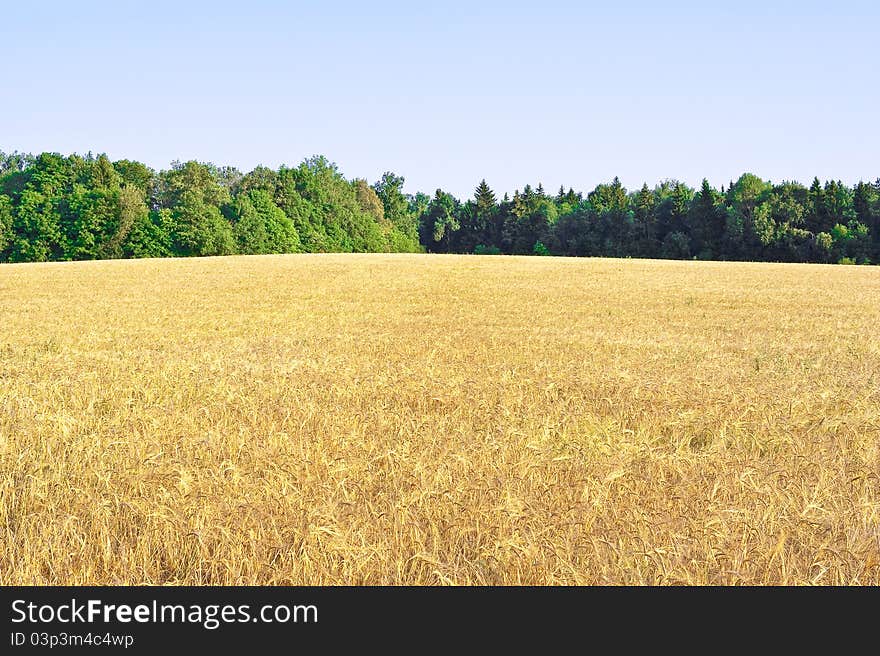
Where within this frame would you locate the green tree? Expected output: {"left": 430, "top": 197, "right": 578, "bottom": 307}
{"left": 854, "top": 181, "right": 873, "bottom": 226}
{"left": 654, "top": 181, "right": 693, "bottom": 243}
{"left": 853, "top": 181, "right": 879, "bottom": 258}
{"left": 822, "top": 180, "right": 855, "bottom": 228}
{"left": 238, "top": 166, "right": 280, "bottom": 196}
{"left": 280, "top": 156, "right": 387, "bottom": 253}
{"left": 830, "top": 221, "right": 870, "bottom": 263}
{"left": 113, "top": 159, "right": 155, "bottom": 194}
{"left": 814, "top": 232, "right": 833, "bottom": 263}
{"left": 104, "top": 186, "right": 148, "bottom": 258}
{"left": 355, "top": 178, "right": 385, "bottom": 223}
{"left": 689, "top": 179, "right": 724, "bottom": 258}
{"left": 372, "top": 172, "right": 420, "bottom": 251}
{"left": 806, "top": 177, "right": 830, "bottom": 234}
{"left": 67, "top": 185, "right": 122, "bottom": 259}
{"left": 233, "top": 190, "right": 301, "bottom": 254}
{"left": 160, "top": 162, "right": 235, "bottom": 256}
{"left": 763, "top": 182, "right": 808, "bottom": 261}
{"left": 533, "top": 240, "right": 550, "bottom": 256}
{"left": 172, "top": 189, "right": 235, "bottom": 256}
{"left": 661, "top": 231, "right": 691, "bottom": 259}
{"left": 420, "top": 189, "right": 459, "bottom": 252}
{"left": 504, "top": 191, "right": 557, "bottom": 255}
{"left": 631, "top": 183, "right": 657, "bottom": 257}
{"left": 6, "top": 153, "right": 72, "bottom": 261}
{"left": 0, "top": 194, "right": 12, "bottom": 259}
{"left": 123, "top": 209, "right": 173, "bottom": 258}
{"left": 474, "top": 179, "right": 496, "bottom": 214}
{"left": 10, "top": 190, "right": 64, "bottom": 261}
{"left": 721, "top": 206, "right": 745, "bottom": 260}
{"left": 727, "top": 173, "right": 772, "bottom": 259}
{"left": 751, "top": 203, "right": 776, "bottom": 250}
{"left": 588, "top": 177, "right": 628, "bottom": 215}
{"left": 0, "top": 150, "right": 35, "bottom": 178}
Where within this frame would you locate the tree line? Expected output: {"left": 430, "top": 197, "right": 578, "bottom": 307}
{"left": 1, "top": 151, "right": 878, "bottom": 264}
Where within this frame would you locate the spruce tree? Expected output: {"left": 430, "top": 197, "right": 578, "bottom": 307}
{"left": 807, "top": 177, "right": 829, "bottom": 233}
{"left": 474, "top": 179, "right": 496, "bottom": 213}
{"left": 692, "top": 178, "right": 723, "bottom": 256}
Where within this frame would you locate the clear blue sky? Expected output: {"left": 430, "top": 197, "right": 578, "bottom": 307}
{"left": 2, "top": 1, "right": 877, "bottom": 199}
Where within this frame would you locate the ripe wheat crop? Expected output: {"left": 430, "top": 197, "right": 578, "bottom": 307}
{"left": 1, "top": 254, "right": 878, "bottom": 584}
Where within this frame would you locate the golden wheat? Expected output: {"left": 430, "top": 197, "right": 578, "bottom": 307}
{"left": 0, "top": 254, "right": 878, "bottom": 584}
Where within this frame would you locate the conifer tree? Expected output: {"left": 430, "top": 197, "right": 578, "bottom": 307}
{"left": 474, "top": 179, "right": 496, "bottom": 213}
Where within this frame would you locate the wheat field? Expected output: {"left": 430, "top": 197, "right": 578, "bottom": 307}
{"left": 0, "top": 254, "right": 878, "bottom": 584}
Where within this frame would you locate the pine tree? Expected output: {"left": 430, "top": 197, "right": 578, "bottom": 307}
{"left": 854, "top": 182, "right": 871, "bottom": 225}
{"left": 691, "top": 178, "right": 723, "bottom": 256}
{"left": 474, "top": 179, "right": 496, "bottom": 213}
{"left": 807, "top": 177, "right": 829, "bottom": 233}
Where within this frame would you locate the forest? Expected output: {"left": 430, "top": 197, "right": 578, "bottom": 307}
{"left": 1, "top": 150, "right": 878, "bottom": 264}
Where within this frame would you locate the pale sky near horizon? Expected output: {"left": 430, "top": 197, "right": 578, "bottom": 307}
{"left": 3, "top": 1, "right": 877, "bottom": 199}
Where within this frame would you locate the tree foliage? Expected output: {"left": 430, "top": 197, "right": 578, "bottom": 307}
{"left": 0, "top": 151, "right": 877, "bottom": 265}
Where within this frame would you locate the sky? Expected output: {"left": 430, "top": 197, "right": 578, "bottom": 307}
{"left": 2, "top": 1, "right": 878, "bottom": 199}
